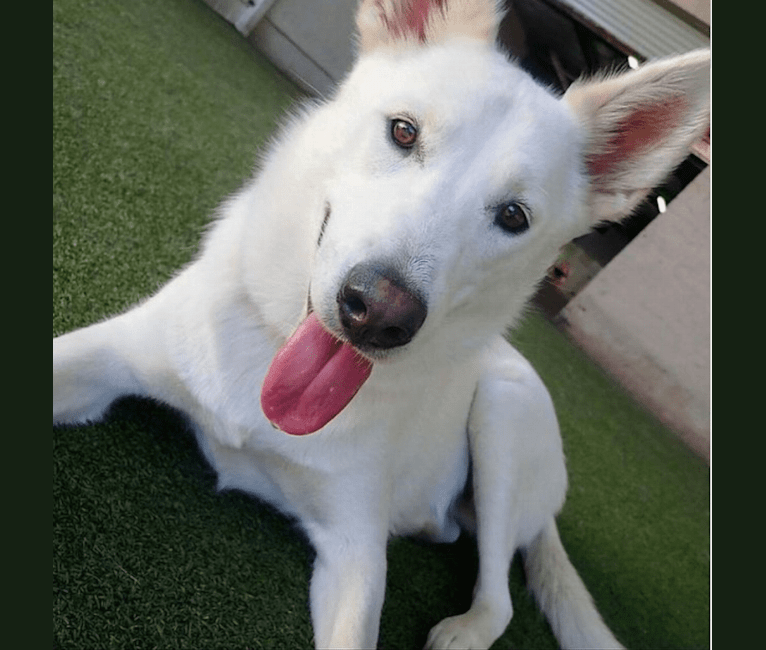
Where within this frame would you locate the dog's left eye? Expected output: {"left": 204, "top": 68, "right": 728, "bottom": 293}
{"left": 494, "top": 201, "right": 530, "bottom": 235}
{"left": 390, "top": 118, "right": 418, "bottom": 148}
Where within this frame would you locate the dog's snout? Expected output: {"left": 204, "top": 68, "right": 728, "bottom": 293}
{"left": 338, "top": 264, "right": 427, "bottom": 350}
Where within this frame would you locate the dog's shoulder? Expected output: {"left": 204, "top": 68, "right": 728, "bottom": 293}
{"left": 478, "top": 336, "right": 547, "bottom": 391}
{"left": 471, "top": 335, "right": 563, "bottom": 460}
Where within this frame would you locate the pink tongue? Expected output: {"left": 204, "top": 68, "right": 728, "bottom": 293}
{"left": 261, "top": 313, "right": 373, "bottom": 435}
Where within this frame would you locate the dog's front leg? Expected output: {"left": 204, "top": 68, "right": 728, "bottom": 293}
{"left": 425, "top": 408, "right": 519, "bottom": 648}
{"left": 308, "top": 528, "right": 388, "bottom": 649}
{"left": 424, "top": 446, "right": 515, "bottom": 650}
{"left": 426, "top": 345, "right": 567, "bottom": 649}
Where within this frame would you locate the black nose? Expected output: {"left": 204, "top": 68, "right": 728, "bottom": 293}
{"left": 338, "top": 263, "right": 427, "bottom": 350}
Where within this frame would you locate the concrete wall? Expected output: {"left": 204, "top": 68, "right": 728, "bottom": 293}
{"left": 248, "top": 0, "right": 358, "bottom": 95}
{"left": 561, "top": 168, "right": 711, "bottom": 461}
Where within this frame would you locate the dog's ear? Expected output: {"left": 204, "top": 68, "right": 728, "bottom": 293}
{"left": 356, "top": 0, "right": 502, "bottom": 52}
{"left": 564, "top": 49, "right": 710, "bottom": 223}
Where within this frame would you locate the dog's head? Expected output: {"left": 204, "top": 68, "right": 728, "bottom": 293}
{"left": 256, "top": 0, "right": 710, "bottom": 433}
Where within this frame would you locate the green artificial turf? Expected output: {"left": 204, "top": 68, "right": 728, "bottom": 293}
{"left": 53, "top": 1, "right": 710, "bottom": 648}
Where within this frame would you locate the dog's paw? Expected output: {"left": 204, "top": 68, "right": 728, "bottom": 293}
{"left": 424, "top": 602, "right": 511, "bottom": 650}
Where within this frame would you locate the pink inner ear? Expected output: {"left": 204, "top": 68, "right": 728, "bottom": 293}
{"left": 388, "top": 0, "right": 446, "bottom": 42}
{"left": 588, "top": 95, "right": 687, "bottom": 178}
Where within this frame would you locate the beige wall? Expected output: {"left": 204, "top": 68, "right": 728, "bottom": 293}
{"left": 668, "top": 0, "right": 710, "bottom": 26}
{"left": 561, "top": 168, "right": 711, "bottom": 461}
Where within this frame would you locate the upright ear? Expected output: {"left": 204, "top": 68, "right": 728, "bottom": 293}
{"left": 355, "top": 0, "right": 502, "bottom": 52}
{"left": 564, "top": 49, "right": 710, "bottom": 223}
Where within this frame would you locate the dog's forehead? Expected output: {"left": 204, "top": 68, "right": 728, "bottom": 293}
{"left": 364, "top": 43, "right": 558, "bottom": 104}
{"left": 351, "top": 43, "right": 567, "bottom": 127}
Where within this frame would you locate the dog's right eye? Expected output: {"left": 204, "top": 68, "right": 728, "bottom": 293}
{"left": 390, "top": 118, "right": 418, "bottom": 149}
{"left": 494, "top": 201, "right": 531, "bottom": 235}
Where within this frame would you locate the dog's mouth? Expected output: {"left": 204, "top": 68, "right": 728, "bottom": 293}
{"left": 260, "top": 204, "right": 429, "bottom": 435}
{"left": 259, "top": 201, "right": 374, "bottom": 436}
{"left": 260, "top": 312, "right": 373, "bottom": 435}
{"left": 260, "top": 275, "right": 426, "bottom": 435}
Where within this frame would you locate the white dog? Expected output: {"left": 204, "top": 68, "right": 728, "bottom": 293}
{"left": 53, "top": 0, "right": 710, "bottom": 647}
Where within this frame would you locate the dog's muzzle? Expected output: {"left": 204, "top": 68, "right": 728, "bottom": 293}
{"left": 338, "top": 262, "right": 427, "bottom": 351}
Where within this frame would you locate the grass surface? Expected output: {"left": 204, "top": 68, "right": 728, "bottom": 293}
{"left": 53, "top": 1, "right": 710, "bottom": 648}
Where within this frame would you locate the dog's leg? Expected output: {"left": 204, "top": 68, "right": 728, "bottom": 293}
{"left": 308, "top": 527, "right": 388, "bottom": 650}
{"left": 425, "top": 515, "right": 515, "bottom": 650}
{"left": 426, "top": 344, "right": 568, "bottom": 650}
{"left": 424, "top": 447, "right": 516, "bottom": 650}
{"left": 53, "top": 304, "right": 167, "bottom": 425}
{"left": 54, "top": 314, "right": 141, "bottom": 424}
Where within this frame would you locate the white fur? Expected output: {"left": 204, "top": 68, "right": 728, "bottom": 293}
{"left": 53, "top": 1, "right": 709, "bottom": 647}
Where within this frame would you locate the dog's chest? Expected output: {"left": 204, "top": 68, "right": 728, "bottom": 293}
{"left": 220, "top": 360, "right": 478, "bottom": 540}
{"left": 386, "top": 427, "right": 470, "bottom": 541}
{"left": 362, "top": 366, "right": 477, "bottom": 540}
